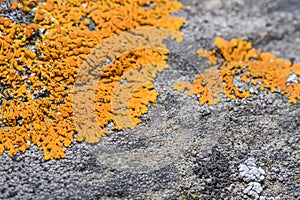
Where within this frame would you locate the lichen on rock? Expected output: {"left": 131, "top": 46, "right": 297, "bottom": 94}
{"left": 175, "top": 37, "right": 300, "bottom": 105}
{"left": 0, "top": 0, "right": 185, "bottom": 159}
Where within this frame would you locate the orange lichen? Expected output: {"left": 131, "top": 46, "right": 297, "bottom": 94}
{"left": 11, "top": 2, "right": 18, "bottom": 10}
{"left": 110, "top": 51, "right": 169, "bottom": 129}
{"left": 73, "top": 28, "right": 183, "bottom": 143}
{"left": 197, "top": 49, "right": 217, "bottom": 65}
{"left": 174, "top": 67, "right": 225, "bottom": 105}
{"left": 0, "top": 0, "right": 185, "bottom": 159}
{"left": 175, "top": 37, "right": 300, "bottom": 105}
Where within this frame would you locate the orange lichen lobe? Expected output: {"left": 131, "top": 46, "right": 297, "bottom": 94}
{"left": 175, "top": 67, "right": 225, "bottom": 105}
{"left": 175, "top": 37, "right": 299, "bottom": 105}
{"left": 11, "top": 2, "right": 19, "bottom": 10}
{"left": 197, "top": 49, "right": 217, "bottom": 65}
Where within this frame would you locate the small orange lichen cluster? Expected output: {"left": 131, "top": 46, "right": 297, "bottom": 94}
{"left": 175, "top": 37, "right": 300, "bottom": 105}
{"left": 197, "top": 48, "right": 217, "bottom": 65}
{"left": 0, "top": 0, "right": 185, "bottom": 159}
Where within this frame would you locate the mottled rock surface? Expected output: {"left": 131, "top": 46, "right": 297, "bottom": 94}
{"left": 0, "top": 0, "right": 299, "bottom": 199}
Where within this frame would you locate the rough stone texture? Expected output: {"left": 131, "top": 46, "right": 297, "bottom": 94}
{"left": 0, "top": 0, "right": 299, "bottom": 199}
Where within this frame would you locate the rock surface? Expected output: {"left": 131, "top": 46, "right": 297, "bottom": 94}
{"left": 0, "top": 0, "right": 299, "bottom": 199}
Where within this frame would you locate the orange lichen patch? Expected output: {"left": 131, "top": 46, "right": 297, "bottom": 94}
{"left": 14, "top": 83, "right": 31, "bottom": 99}
{"left": 0, "top": 126, "right": 30, "bottom": 157}
{"left": 11, "top": 2, "right": 18, "bottom": 10}
{"left": 0, "top": 20, "right": 40, "bottom": 97}
{"left": 0, "top": 97, "right": 76, "bottom": 159}
{"left": 175, "top": 37, "right": 299, "bottom": 105}
{"left": 128, "top": 83, "right": 158, "bottom": 124}
{"left": 35, "top": 0, "right": 185, "bottom": 33}
{"left": 0, "top": 0, "right": 185, "bottom": 159}
{"left": 174, "top": 67, "right": 225, "bottom": 105}
{"left": 197, "top": 49, "right": 217, "bottom": 65}
{"left": 44, "top": 2, "right": 54, "bottom": 11}
{"left": 73, "top": 28, "right": 182, "bottom": 143}
{"left": 18, "top": 0, "right": 41, "bottom": 13}
{"left": 110, "top": 53, "right": 167, "bottom": 130}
